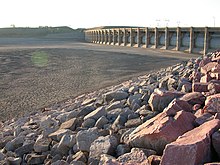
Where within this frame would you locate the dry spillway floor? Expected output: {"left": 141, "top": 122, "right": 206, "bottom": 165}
{"left": 0, "top": 39, "right": 200, "bottom": 121}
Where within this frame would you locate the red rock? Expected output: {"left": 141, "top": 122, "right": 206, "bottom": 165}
{"left": 201, "top": 62, "right": 218, "bottom": 74}
{"left": 163, "top": 99, "right": 192, "bottom": 115}
{"left": 180, "top": 92, "right": 206, "bottom": 105}
{"left": 194, "top": 112, "right": 214, "bottom": 126}
{"left": 208, "top": 83, "right": 220, "bottom": 94}
{"left": 192, "top": 82, "right": 209, "bottom": 92}
{"left": 203, "top": 94, "right": 220, "bottom": 114}
{"left": 129, "top": 110, "right": 195, "bottom": 154}
{"left": 212, "top": 130, "right": 220, "bottom": 159}
{"left": 210, "top": 73, "right": 220, "bottom": 80}
{"left": 181, "top": 82, "right": 192, "bottom": 93}
{"left": 199, "top": 57, "right": 212, "bottom": 68}
{"left": 211, "top": 64, "right": 220, "bottom": 73}
{"left": 200, "top": 73, "right": 213, "bottom": 83}
{"left": 193, "top": 104, "right": 201, "bottom": 111}
{"left": 148, "top": 89, "right": 184, "bottom": 112}
{"left": 194, "top": 109, "right": 205, "bottom": 118}
{"left": 117, "top": 148, "right": 150, "bottom": 164}
{"left": 161, "top": 119, "right": 220, "bottom": 165}
{"left": 190, "top": 71, "right": 201, "bottom": 82}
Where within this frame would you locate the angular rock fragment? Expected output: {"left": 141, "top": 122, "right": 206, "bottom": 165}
{"left": 180, "top": 92, "right": 205, "bottom": 105}
{"left": 203, "top": 93, "right": 220, "bottom": 114}
{"left": 89, "top": 135, "right": 118, "bottom": 163}
{"left": 161, "top": 119, "right": 220, "bottom": 165}
{"left": 117, "top": 148, "right": 150, "bottom": 164}
{"left": 104, "top": 91, "right": 129, "bottom": 102}
{"left": 34, "top": 135, "right": 51, "bottom": 153}
{"left": 129, "top": 110, "right": 195, "bottom": 154}
{"left": 148, "top": 88, "right": 184, "bottom": 112}
{"left": 212, "top": 130, "right": 220, "bottom": 159}
{"left": 76, "top": 127, "right": 100, "bottom": 152}
{"left": 60, "top": 118, "right": 82, "bottom": 131}
{"left": 84, "top": 106, "right": 107, "bottom": 121}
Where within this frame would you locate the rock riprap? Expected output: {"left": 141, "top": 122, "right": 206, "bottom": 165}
{"left": 1, "top": 50, "right": 220, "bottom": 164}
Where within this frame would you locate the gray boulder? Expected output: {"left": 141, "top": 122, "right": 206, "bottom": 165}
{"left": 76, "top": 127, "right": 100, "bottom": 152}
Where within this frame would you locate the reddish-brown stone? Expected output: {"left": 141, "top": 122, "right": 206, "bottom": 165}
{"left": 211, "top": 64, "right": 220, "bottom": 73}
{"left": 163, "top": 99, "right": 192, "bottom": 115}
{"left": 129, "top": 110, "right": 195, "bottom": 155}
{"left": 201, "top": 62, "right": 218, "bottom": 74}
{"left": 208, "top": 83, "right": 220, "bottom": 94}
{"left": 200, "top": 74, "right": 213, "bottom": 83}
{"left": 161, "top": 119, "right": 220, "bottom": 165}
{"left": 199, "top": 57, "right": 212, "bottom": 68}
{"left": 148, "top": 89, "right": 184, "bottom": 112}
{"left": 212, "top": 130, "right": 220, "bottom": 159}
{"left": 192, "top": 82, "right": 209, "bottom": 92}
{"left": 180, "top": 92, "right": 206, "bottom": 105}
{"left": 194, "top": 112, "right": 214, "bottom": 126}
{"left": 203, "top": 94, "right": 220, "bottom": 114}
{"left": 190, "top": 71, "right": 201, "bottom": 82}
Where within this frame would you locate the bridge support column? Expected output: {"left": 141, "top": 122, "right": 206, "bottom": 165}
{"left": 165, "top": 27, "right": 169, "bottom": 50}
{"left": 118, "top": 29, "right": 122, "bottom": 46}
{"left": 145, "top": 27, "right": 149, "bottom": 48}
{"left": 137, "top": 28, "right": 141, "bottom": 47}
{"left": 113, "top": 30, "right": 116, "bottom": 45}
{"left": 98, "top": 31, "right": 101, "bottom": 43}
{"left": 176, "top": 27, "right": 181, "bottom": 51}
{"left": 204, "top": 27, "right": 209, "bottom": 55}
{"left": 123, "top": 28, "right": 127, "bottom": 46}
{"left": 108, "top": 30, "right": 111, "bottom": 45}
{"left": 104, "top": 30, "right": 108, "bottom": 44}
{"left": 102, "top": 30, "right": 105, "bottom": 44}
{"left": 189, "top": 27, "right": 194, "bottom": 53}
{"left": 130, "top": 28, "right": 134, "bottom": 47}
{"left": 154, "top": 27, "right": 158, "bottom": 49}
{"left": 96, "top": 31, "right": 98, "bottom": 43}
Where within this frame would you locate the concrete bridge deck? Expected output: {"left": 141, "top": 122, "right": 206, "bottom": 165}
{"left": 85, "top": 27, "right": 220, "bottom": 55}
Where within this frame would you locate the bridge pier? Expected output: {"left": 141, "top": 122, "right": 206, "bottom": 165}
{"left": 189, "top": 27, "right": 194, "bottom": 53}
{"left": 85, "top": 27, "right": 220, "bottom": 55}
{"left": 154, "top": 28, "right": 158, "bottom": 49}
{"left": 165, "top": 27, "right": 169, "bottom": 50}
{"left": 176, "top": 27, "right": 181, "bottom": 51}
{"left": 123, "top": 28, "right": 127, "bottom": 46}
{"left": 204, "top": 27, "right": 209, "bottom": 55}
{"left": 118, "top": 29, "right": 122, "bottom": 46}
{"left": 137, "top": 28, "right": 141, "bottom": 47}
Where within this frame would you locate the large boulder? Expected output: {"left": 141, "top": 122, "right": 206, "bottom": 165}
{"left": 59, "top": 118, "right": 82, "bottom": 131}
{"left": 104, "top": 91, "right": 129, "bottom": 102}
{"left": 84, "top": 106, "right": 107, "bottom": 121}
{"left": 148, "top": 88, "right": 184, "bottom": 112}
{"left": 89, "top": 135, "right": 118, "bottom": 164}
{"left": 116, "top": 148, "right": 150, "bottom": 164}
{"left": 163, "top": 99, "right": 192, "bottom": 114}
{"left": 34, "top": 135, "right": 51, "bottom": 153}
{"left": 203, "top": 93, "right": 220, "bottom": 114}
{"left": 180, "top": 92, "right": 206, "bottom": 105}
{"left": 201, "top": 62, "right": 218, "bottom": 74}
{"left": 161, "top": 119, "right": 220, "bottom": 165}
{"left": 129, "top": 110, "right": 195, "bottom": 154}
{"left": 76, "top": 127, "right": 100, "bottom": 152}
{"left": 212, "top": 130, "right": 220, "bottom": 159}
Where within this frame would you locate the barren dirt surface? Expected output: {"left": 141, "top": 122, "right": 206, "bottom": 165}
{"left": 0, "top": 38, "right": 200, "bottom": 121}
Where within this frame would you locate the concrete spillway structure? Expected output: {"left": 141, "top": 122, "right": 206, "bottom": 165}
{"left": 85, "top": 27, "right": 220, "bottom": 55}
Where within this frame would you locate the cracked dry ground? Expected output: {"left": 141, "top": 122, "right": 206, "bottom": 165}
{"left": 0, "top": 44, "right": 198, "bottom": 121}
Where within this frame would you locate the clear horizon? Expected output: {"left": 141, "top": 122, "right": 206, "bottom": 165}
{"left": 0, "top": 0, "right": 219, "bottom": 29}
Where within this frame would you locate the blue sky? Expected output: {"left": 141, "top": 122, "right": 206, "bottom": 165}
{"left": 0, "top": 0, "right": 219, "bottom": 28}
